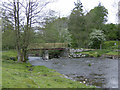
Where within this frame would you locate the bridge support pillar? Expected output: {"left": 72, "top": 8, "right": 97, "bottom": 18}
{"left": 62, "top": 48, "right": 69, "bottom": 57}
{"left": 42, "top": 50, "right": 49, "bottom": 60}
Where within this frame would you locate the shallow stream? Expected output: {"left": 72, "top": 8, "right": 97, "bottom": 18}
{"left": 29, "top": 57, "right": 118, "bottom": 88}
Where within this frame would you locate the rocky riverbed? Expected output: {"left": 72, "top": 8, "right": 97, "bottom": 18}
{"left": 29, "top": 57, "right": 118, "bottom": 88}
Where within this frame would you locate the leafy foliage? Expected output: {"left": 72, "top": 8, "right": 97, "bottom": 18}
{"left": 86, "top": 3, "right": 108, "bottom": 29}
{"left": 2, "top": 30, "right": 16, "bottom": 50}
{"left": 68, "top": 1, "right": 88, "bottom": 48}
{"left": 89, "top": 29, "right": 106, "bottom": 49}
{"left": 103, "top": 41, "right": 120, "bottom": 49}
{"left": 1, "top": 0, "right": 118, "bottom": 50}
{"left": 44, "top": 17, "right": 72, "bottom": 44}
{"left": 102, "top": 24, "right": 118, "bottom": 40}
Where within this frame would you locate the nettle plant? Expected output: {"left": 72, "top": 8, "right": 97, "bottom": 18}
{"left": 89, "top": 29, "right": 106, "bottom": 49}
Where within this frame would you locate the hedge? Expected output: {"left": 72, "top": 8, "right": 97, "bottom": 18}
{"left": 102, "top": 41, "right": 120, "bottom": 49}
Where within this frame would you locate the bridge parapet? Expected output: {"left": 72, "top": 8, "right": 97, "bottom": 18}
{"left": 28, "top": 43, "right": 68, "bottom": 50}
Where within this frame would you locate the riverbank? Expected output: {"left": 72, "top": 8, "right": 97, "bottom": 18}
{"left": 2, "top": 50, "right": 95, "bottom": 88}
{"left": 70, "top": 49, "right": 119, "bottom": 59}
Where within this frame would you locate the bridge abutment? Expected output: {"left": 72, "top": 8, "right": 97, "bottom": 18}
{"left": 41, "top": 49, "right": 69, "bottom": 60}
{"left": 42, "top": 50, "right": 49, "bottom": 60}
{"left": 61, "top": 48, "right": 69, "bottom": 57}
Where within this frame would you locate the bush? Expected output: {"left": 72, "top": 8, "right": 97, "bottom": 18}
{"left": 103, "top": 41, "right": 120, "bottom": 49}
{"left": 89, "top": 29, "right": 106, "bottom": 49}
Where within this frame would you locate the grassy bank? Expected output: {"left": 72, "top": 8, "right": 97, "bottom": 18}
{"left": 73, "top": 41, "right": 119, "bottom": 58}
{"left": 2, "top": 50, "right": 95, "bottom": 88}
{"left": 80, "top": 49, "right": 119, "bottom": 57}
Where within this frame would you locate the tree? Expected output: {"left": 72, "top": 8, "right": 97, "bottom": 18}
{"left": 44, "top": 17, "right": 60, "bottom": 43}
{"left": 2, "top": 30, "right": 16, "bottom": 50}
{"left": 2, "top": 0, "right": 51, "bottom": 62}
{"left": 68, "top": 0, "right": 88, "bottom": 48}
{"left": 0, "top": 19, "right": 2, "bottom": 51}
{"left": 44, "top": 17, "right": 72, "bottom": 44}
{"left": 1, "top": 11, "right": 14, "bottom": 32}
{"left": 118, "top": 1, "right": 120, "bottom": 23}
{"left": 86, "top": 3, "right": 108, "bottom": 30}
{"left": 102, "top": 23, "right": 118, "bottom": 40}
{"left": 1, "top": 11, "right": 16, "bottom": 50}
{"left": 89, "top": 29, "right": 106, "bottom": 49}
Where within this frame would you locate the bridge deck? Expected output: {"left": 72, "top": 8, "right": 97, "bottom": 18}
{"left": 28, "top": 43, "right": 68, "bottom": 50}
{"left": 29, "top": 48, "right": 66, "bottom": 51}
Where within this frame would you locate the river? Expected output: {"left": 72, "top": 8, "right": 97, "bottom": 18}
{"left": 28, "top": 57, "right": 118, "bottom": 88}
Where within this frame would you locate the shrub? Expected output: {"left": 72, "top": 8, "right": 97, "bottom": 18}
{"left": 103, "top": 41, "right": 120, "bottom": 49}
{"left": 89, "top": 29, "right": 106, "bottom": 49}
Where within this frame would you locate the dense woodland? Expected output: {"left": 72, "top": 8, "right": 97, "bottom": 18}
{"left": 1, "top": 0, "right": 119, "bottom": 62}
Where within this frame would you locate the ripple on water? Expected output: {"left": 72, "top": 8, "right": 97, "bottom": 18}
{"left": 29, "top": 57, "right": 118, "bottom": 88}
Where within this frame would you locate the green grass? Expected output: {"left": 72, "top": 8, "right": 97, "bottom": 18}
{"left": 80, "top": 49, "right": 119, "bottom": 57}
{"left": 105, "top": 51, "right": 118, "bottom": 55}
{"left": 2, "top": 50, "right": 17, "bottom": 60}
{"left": 2, "top": 50, "right": 17, "bottom": 57}
{"left": 2, "top": 50, "right": 95, "bottom": 88}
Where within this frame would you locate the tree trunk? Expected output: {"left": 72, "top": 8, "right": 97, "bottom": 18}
{"left": 17, "top": 50, "right": 23, "bottom": 62}
{"left": 100, "top": 41, "right": 103, "bottom": 50}
{"left": 17, "top": 48, "right": 28, "bottom": 62}
{"left": 22, "top": 48, "right": 28, "bottom": 62}
{"left": 100, "top": 43, "right": 102, "bottom": 50}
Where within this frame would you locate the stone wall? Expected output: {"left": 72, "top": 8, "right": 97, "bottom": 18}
{"left": 69, "top": 48, "right": 89, "bottom": 58}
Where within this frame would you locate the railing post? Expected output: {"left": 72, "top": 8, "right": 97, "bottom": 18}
{"left": 54, "top": 43, "right": 55, "bottom": 48}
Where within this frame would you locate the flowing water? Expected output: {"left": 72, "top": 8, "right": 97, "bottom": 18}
{"left": 28, "top": 57, "right": 118, "bottom": 88}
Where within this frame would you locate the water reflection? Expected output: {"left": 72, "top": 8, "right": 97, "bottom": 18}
{"left": 28, "top": 57, "right": 118, "bottom": 88}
